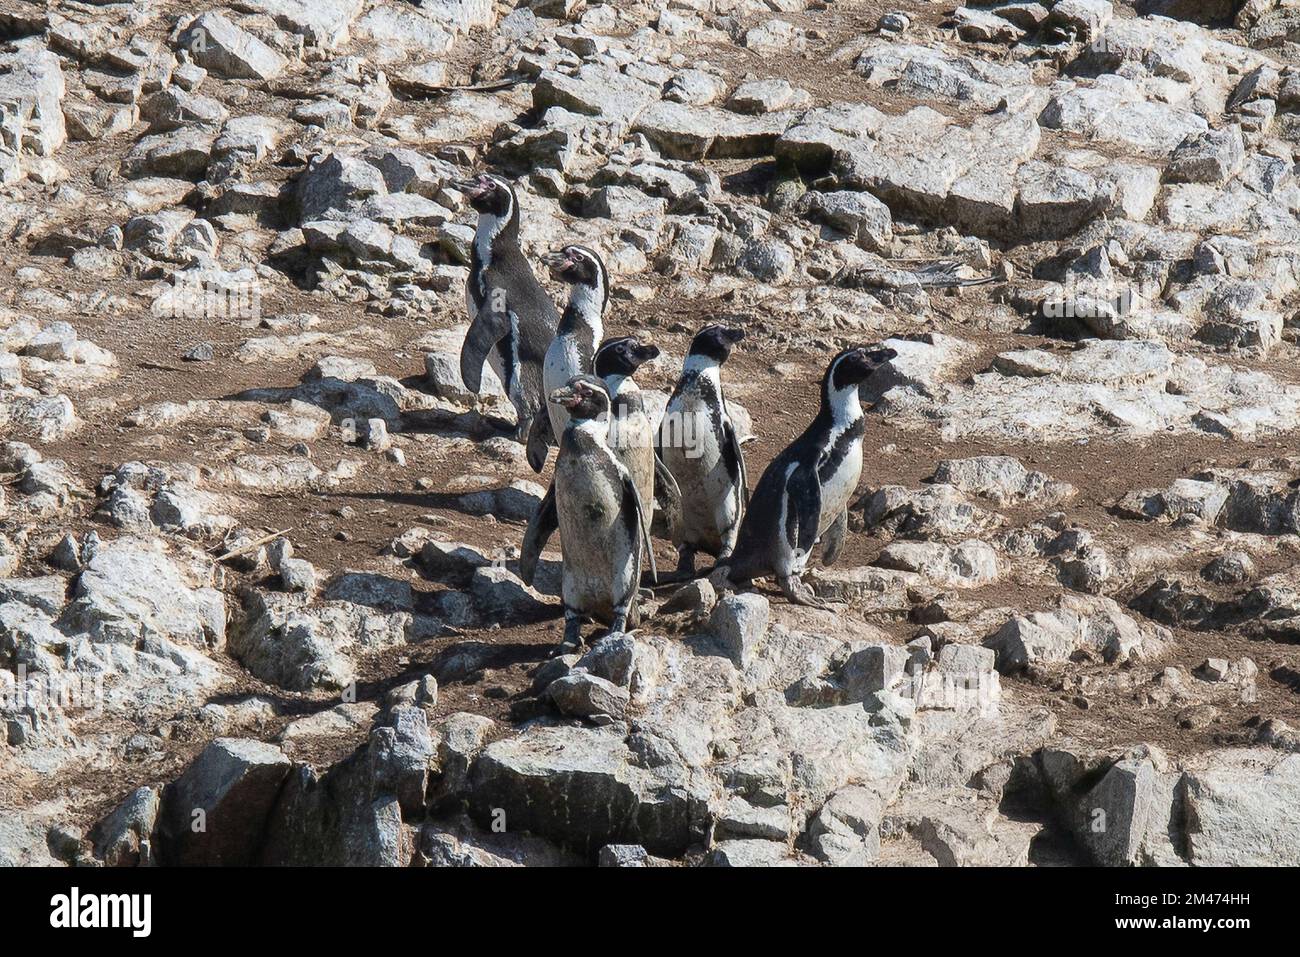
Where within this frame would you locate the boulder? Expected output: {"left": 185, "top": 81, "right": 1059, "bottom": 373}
{"left": 158, "top": 738, "right": 292, "bottom": 865}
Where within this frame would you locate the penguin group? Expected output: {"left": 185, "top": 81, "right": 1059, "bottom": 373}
{"left": 454, "top": 172, "right": 898, "bottom": 654}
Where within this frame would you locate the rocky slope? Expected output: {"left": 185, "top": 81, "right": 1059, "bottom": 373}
{"left": 3, "top": 0, "right": 1300, "bottom": 867}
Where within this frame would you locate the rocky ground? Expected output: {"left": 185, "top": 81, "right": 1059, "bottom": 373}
{"left": 3, "top": 0, "right": 1300, "bottom": 868}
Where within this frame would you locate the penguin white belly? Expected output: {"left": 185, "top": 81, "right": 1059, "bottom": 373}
{"left": 609, "top": 411, "right": 655, "bottom": 515}
{"left": 818, "top": 441, "right": 863, "bottom": 536}
{"left": 544, "top": 335, "right": 583, "bottom": 438}
{"left": 662, "top": 402, "right": 736, "bottom": 554}
{"left": 555, "top": 457, "right": 639, "bottom": 622}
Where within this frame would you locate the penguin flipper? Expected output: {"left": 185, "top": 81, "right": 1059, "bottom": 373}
{"left": 459, "top": 301, "right": 511, "bottom": 394}
{"left": 785, "top": 462, "right": 822, "bottom": 562}
{"left": 623, "top": 472, "right": 658, "bottom": 586}
{"left": 821, "top": 508, "right": 849, "bottom": 567}
{"left": 722, "top": 419, "right": 750, "bottom": 509}
{"left": 520, "top": 482, "right": 558, "bottom": 587}
{"left": 651, "top": 452, "right": 682, "bottom": 541}
{"left": 525, "top": 411, "right": 553, "bottom": 473}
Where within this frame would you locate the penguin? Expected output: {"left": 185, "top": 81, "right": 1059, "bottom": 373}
{"left": 453, "top": 172, "right": 558, "bottom": 443}
{"left": 716, "top": 345, "right": 897, "bottom": 607}
{"left": 519, "top": 336, "right": 680, "bottom": 586}
{"left": 535, "top": 375, "right": 656, "bottom": 654}
{"left": 524, "top": 244, "right": 609, "bottom": 472}
{"left": 657, "top": 324, "right": 748, "bottom": 577}
{"left": 596, "top": 336, "right": 681, "bottom": 538}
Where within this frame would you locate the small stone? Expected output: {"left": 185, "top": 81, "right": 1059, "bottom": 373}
{"left": 658, "top": 578, "right": 716, "bottom": 617}
{"left": 280, "top": 558, "right": 317, "bottom": 593}
{"left": 1201, "top": 551, "right": 1255, "bottom": 585}
{"left": 879, "top": 11, "right": 910, "bottom": 33}
{"left": 599, "top": 844, "right": 648, "bottom": 867}
{"left": 548, "top": 671, "right": 630, "bottom": 720}
{"left": 1196, "top": 658, "right": 1232, "bottom": 682}
{"left": 707, "top": 593, "right": 769, "bottom": 668}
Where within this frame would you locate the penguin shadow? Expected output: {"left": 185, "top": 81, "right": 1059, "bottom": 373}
{"left": 396, "top": 371, "right": 520, "bottom": 439}
{"left": 223, "top": 375, "right": 402, "bottom": 428}
{"left": 428, "top": 638, "right": 557, "bottom": 684}
{"left": 398, "top": 405, "right": 517, "bottom": 441}
{"left": 329, "top": 488, "right": 550, "bottom": 533}
{"left": 720, "top": 161, "right": 780, "bottom": 200}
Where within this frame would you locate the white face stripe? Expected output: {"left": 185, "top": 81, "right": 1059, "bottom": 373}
{"left": 564, "top": 245, "right": 609, "bottom": 311}
{"left": 474, "top": 175, "right": 515, "bottom": 257}
{"left": 475, "top": 213, "right": 506, "bottom": 269}
{"left": 826, "top": 352, "right": 864, "bottom": 429}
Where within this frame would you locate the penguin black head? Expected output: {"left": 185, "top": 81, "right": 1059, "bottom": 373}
{"left": 825, "top": 345, "right": 898, "bottom": 397}
{"left": 544, "top": 245, "right": 607, "bottom": 288}
{"left": 550, "top": 374, "right": 612, "bottom": 423}
{"left": 544, "top": 244, "right": 609, "bottom": 314}
{"left": 687, "top": 324, "right": 745, "bottom": 364}
{"left": 595, "top": 336, "right": 660, "bottom": 379}
{"left": 452, "top": 172, "right": 515, "bottom": 219}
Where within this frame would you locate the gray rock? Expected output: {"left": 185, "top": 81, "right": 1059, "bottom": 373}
{"left": 802, "top": 190, "right": 893, "bottom": 251}
{"left": 932, "top": 456, "right": 1076, "bottom": 506}
{"left": 727, "top": 78, "right": 810, "bottom": 115}
{"left": 706, "top": 839, "right": 797, "bottom": 866}
{"left": 90, "top": 786, "right": 160, "bottom": 867}
{"left": 707, "top": 593, "right": 769, "bottom": 668}
{"left": 549, "top": 672, "right": 630, "bottom": 720}
{"left": 809, "top": 786, "right": 883, "bottom": 865}
{"left": 1166, "top": 127, "right": 1246, "bottom": 185}
{"left": 469, "top": 725, "right": 707, "bottom": 858}
{"left": 1046, "top": 0, "right": 1113, "bottom": 41}
{"left": 840, "top": 644, "right": 910, "bottom": 701}
{"left": 987, "top": 594, "right": 1170, "bottom": 672}
{"left": 60, "top": 538, "right": 226, "bottom": 650}
{"left": 368, "top": 705, "right": 434, "bottom": 816}
{"left": 158, "top": 738, "right": 292, "bottom": 865}
{"left": 1184, "top": 750, "right": 1300, "bottom": 866}
{"left": 178, "top": 12, "right": 289, "bottom": 82}
{"left": 280, "top": 558, "right": 317, "bottom": 593}
{"left": 1201, "top": 551, "right": 1254, "bottom": 585}
{"left": 598, "top": 844, "right": 649, "bottom": 867}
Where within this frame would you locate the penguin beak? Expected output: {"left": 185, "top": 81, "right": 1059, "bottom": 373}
{"left": 550, "top": 384, "right": 583, "bottom": 409}
{"left": 542, "top": 249, "right": 573, "bottom": 277}
{"left": 843, "top": 345, "right": 898, "bottom": 381}
{"left": 453, "top": 175, "right": 491, "bottom": 200}
{"left": 722, "top": 327, "right": 746, "bottom": 345}
{"left": 865, "top": 346, "right": 898, "bottom": 367}
{"left": 633, "top": 343, "right": 660, "bottom": 364}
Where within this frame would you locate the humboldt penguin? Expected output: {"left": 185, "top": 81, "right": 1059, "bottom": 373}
{"left": 595, "top": 335, "right": 680, "bottom": 537}
{"left": 524, "top": 244, "right": 609, "bottom": 472}
{"left": 518, "top": 336, "right": 680, "bottom": 586}
{"left": 657, "top": 324, "right": 748, "bottom": 576}
{"left": 539, "top": 375, "right": 656, "bottom": 654}
{"left": 454, "top": 172, "right": 558, "bottom": 443}
{"left": 717, "top": 345, "right": 897, "bottom": 607}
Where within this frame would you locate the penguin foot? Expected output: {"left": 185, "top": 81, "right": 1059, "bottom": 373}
{"left": 778, "top": 574, "right": 833, "bottom": 609}
{"left": 554, "top": 613, "right": 584, "bottom": 657}
{"left": 552, "top": 635, "right": 583, "bottom": 657}
{"left": 707, "top": 564, "right": 734, "bottom": 594}
{"left": 674, "top": 547, "right": 696, "bottom": 579}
